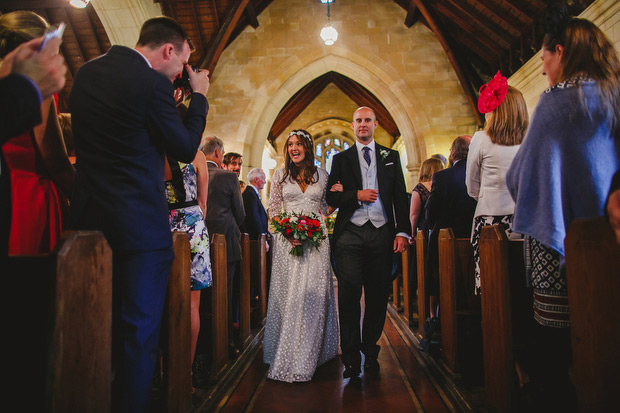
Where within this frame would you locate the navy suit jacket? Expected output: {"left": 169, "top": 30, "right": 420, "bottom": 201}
{"left": 241, "top": 186, "right": 268, "bottom": 240}
{"left": 326, "top": 142, "right": 410, "bottom": 243}
{"left": 68, "top": 46, "right": 207, "bottom": 251}
{"left": 426, "top": 159, "right": 477, "bottom": 240}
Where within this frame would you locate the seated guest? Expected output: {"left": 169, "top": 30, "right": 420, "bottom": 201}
{"left": 0, "top": 11, "right": 74, "bottom": 255}
{"left": 241, "top": 168, "right": 268, "bottom": 240}
{"left": 222, "top": 151, "right": 242, "bottom": 177}
{"left": 466, "top": 75, "right": 528, "bottom": 295}
{"left": 507, "top": 5, "right": 620, "bottom": 409}
{"left": 424, "top": 135, "right": 477, "bottom": 343}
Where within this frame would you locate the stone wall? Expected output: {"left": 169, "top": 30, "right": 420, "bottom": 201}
{"left": 204, "top": 0, "right": 478, "bottom": 189}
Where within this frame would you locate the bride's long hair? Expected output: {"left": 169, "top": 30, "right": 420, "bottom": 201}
{"left": 281, "top": 129, "right": 318, "bottom": 186}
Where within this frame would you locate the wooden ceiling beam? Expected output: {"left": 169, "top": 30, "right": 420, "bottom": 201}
{"left": 439, "top": 0, "right": 512, "bottom": 48}
{"left": 411, "top": 0, "right": 483, "bottom": 127}
{"left": 330, "top": 73, "right": 400, "bottom": 138}
{"left": 404, "top": 2, "right": 420, "bottom": 28}
{"left": 246, "top": 1, "right": 259, "bottom": 29}
{"left": 468, "top": 0, "right": 522, "bottom": 36}
{"left": 0, "top": 0, "right": 71, "bottom": 8}
{"left": 190, "top": 1, "right": 206, "bottom": 62}
{"left": 62, "top": 7, "right": 88, "bottom": 66}
{"left": 85, "top": 6, "right": 103, "bottom": 55}
{"left": 211, "top": 0, "right": 221, "bottom": 30}
{"left": 200, "top": 0, "right": 250, "bottom": 73}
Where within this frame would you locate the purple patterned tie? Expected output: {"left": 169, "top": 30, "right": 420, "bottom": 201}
{"left": 362, "top": 146, "right": 371, "bottom": 166}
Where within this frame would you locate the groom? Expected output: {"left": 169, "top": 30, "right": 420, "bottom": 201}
{"left": 327, "top": 106, "right": 410, "bottom": 378}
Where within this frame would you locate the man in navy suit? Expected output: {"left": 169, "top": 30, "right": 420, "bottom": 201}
{"left": 327, "top": 106, "right": 410, "bottom": 378}
{"left": 69, "top": 17, "right": 209, "bottom": 412}
{"left": 241, "top": 168, "right": 268, "bottom": 240}
{"left": 424, "top": 135, "right": 476, "bottom": 339}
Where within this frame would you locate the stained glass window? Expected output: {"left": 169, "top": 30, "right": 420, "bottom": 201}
{"left": 315, "top": 143, "right": 322, "bottom": 157}
{"left": 325, "top": 138, "right": 331, "bottom": 147}
{"left": 343, "top": 141, "right": 350, "bottom": 150}
{"left": 314, "top": 159, "right": 321, "bottom": 168}
{"left": 334, "top": 138, "right": 340, "bottom": 147}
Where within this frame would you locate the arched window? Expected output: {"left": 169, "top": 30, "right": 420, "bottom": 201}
{"left": 313, "top": 134, "right": 354, "bottom": 173}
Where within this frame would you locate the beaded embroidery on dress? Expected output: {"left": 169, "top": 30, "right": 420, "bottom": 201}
{"left": 263, "top": 167, "right": 340, "bottom": 382}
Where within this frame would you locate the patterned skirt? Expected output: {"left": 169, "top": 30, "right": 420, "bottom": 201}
{"left": 470, "top": 215, "right": 514, "bottom": 295}
{"left": 169, "top": 205, "right": 212, "bottom": 290}
{"left": 525, "top": 236, "right": 569, "bottom": 328}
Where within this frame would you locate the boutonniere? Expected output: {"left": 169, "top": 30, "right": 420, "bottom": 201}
{"left": 379, "top": 149, "right": 390, "bottom": 162}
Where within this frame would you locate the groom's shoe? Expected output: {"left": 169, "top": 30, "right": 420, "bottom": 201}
{"left": 343, "top": 364, "right": 361, "bottom": 378}
{"left": 364, "top": 358, "right": 380, "bottom": 374}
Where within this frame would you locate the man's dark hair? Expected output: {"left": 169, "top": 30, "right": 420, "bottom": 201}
{"left": 451, "top": 136, "right": 470, "bottom": 161}
{"left": 137, "top": 16, "right": 193, "bottom": 52}
{"left": 223, "top": 152, "right": 242, "bottom": 165}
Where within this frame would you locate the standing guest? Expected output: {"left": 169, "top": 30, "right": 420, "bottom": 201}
{"left": 263, "top": 129, "right": 339, "bottom": 382}
{"left": 0, "top": 11, "right": 74, "bottom": 255}
{"left": 222, "top": 151, "right": 242, "bottom": 177}
{"left": 327, "top": 107, "right": 410, "bottom": 378}
{"left": 200, "top": 135, "right": 245, "bottom": 357}
{"left": 507, "top": 5, "right": 620, "bottom": 409}
{"left": 239, "top": 180, "right": 246, "bottom": 192}
{"left": 425, "top": 135, "right": 477, "bottom": 343}
{"left": 164, "top": 147, "right": 211, "bottom": 391}
{"left": 69, "top": 17, "right": 209, "bottom": 412}
{"left": 409, "top": 157, "right": 444, "bottom": 242}
{"left": 241, "top": 168, "right": 268, "bottom": 240}
{"left": 466, "top": 75, "right": 528, "bottom": 295}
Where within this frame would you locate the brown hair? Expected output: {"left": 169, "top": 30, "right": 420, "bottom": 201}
{"left": 137, "top": 16, "right": 193, "bottom": 52}
{"left": 281, "top": 129, "right": 318, "bottom": 186}
{"left": 485, "top": 86, "right": 528, "bottom": 146}
{"left": 542, "top": 10, "right": 620, "bottom": 138}
{"left": 418, "top": 157, "right": 444, "bottom": 183}
{"left": 0, "top": 11, "right": 49, "bottom": 58}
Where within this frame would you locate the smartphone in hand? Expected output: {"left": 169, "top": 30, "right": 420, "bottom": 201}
{"left": 39, "top": 22, "right": 66, "bottom": 51}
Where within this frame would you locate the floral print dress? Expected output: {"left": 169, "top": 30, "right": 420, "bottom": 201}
{"left": 165, "top": 162, "right": 212, "bottom": 290}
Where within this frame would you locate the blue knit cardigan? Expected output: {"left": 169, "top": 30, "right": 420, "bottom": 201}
{"left": 506, "top": 79, "right": 619, "bottom": 255}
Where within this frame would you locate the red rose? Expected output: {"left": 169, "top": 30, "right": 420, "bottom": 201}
{"left": 286, "top": 228, "right": 292, "bottom": 236}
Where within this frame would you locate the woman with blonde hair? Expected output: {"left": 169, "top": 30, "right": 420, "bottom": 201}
{"left": 410, "top": 157, "right": 443, "bottom": 241}
{"left": 0, "top": 11, "right": 74, "bottom": 254}
{"left": 507, "top": 4, "right": 620, "bottom": 408}
{"left": 466, "top": 75, "right": 528, "bottom": 295}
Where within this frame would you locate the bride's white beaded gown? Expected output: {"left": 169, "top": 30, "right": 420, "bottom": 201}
{"left": 263, "top": 167, "right": 340, "bottom": 382}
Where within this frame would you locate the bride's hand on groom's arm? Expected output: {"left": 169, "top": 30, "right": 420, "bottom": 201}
{"left": 330, "top": 181, "right": 343, "bottom": 192}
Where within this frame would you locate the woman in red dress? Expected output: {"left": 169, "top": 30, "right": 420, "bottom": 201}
{"left": 0, "top": 11, "right": 74, "bottom": 254}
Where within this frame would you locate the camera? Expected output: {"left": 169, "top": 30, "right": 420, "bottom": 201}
{"left": 173, "top": 65, "right": 199, "bottom": 91}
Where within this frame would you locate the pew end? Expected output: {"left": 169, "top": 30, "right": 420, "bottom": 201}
{"left": 565, "top": 218, "right": 620, "bottom": 411}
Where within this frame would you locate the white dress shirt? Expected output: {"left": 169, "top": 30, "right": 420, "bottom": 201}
{"left": 350, "top": 140, "right": 388, "bottom": 228}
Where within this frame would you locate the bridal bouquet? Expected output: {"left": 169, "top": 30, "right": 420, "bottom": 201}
{"left": 271, "top": 212, "right": 326, "bottom": 256}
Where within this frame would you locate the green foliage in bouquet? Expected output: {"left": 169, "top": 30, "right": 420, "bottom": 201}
{"left": 271, "top": 211, "right": 326, "bottom": 256}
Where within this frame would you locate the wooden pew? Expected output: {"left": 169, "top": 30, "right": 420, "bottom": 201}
{"left": 401, "top": 245, "right": 414, "bottom": 324}
{"left": 210, "top": 233, "right": 228, "bottom": 377}
{"left": 250, "top": 233, "right": 269, "bottom": 325}
{"left": 162, "top": 232, "right": 192, "bottom": 412}
{"left": 239, "top": 233, "right": 251, "bottom": 346}
{"left": 565, "top": 218, "right": 620, "bottom": 411}
{"left": 416, "top": 230, "right": 429, "bottom": 335}
{"left": 437, "top": 228, "right": 479, "bottom": 378}
{"left": 391, "top": 246, "right": 412, "bottom": 317}
{"left": 479, "top": 225, "right": 528, "bottom": 413}
{"left": 8, "top": 231, "right": 112, "bottom": 412}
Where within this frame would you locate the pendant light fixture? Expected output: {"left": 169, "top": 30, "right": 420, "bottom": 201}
{"left": 319, "top": 0, "right": 338, "bottom": 46}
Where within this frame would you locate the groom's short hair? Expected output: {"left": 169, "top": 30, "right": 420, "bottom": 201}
{"left": 353, "top": 106, "right": 376, "bottom": 121}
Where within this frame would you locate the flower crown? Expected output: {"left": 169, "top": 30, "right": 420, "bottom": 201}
{"left": 288, "top": 130, "right": 312, "bottom": 144}
{"left": 477, "top": 70, "right": 508, "bottom": 114}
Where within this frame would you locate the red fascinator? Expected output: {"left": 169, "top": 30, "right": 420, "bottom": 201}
{"left": 477, "top": 71, "right": 508, "bottom": 113}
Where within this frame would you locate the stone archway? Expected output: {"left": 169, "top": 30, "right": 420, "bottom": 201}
{"left": 240, "top": 51, "right": 432, "bottom": 182}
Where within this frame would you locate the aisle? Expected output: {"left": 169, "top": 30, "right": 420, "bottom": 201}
{"left": 212, "top": 312, "right": 462, "bottom": 412}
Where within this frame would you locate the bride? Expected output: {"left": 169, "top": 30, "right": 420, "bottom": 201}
{"left": 263, "top": 129, "right": 340, "bottom": 382}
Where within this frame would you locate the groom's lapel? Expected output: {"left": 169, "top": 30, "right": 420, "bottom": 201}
{"left": 344, "top": 147, "right": 363, "bottom": 188}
